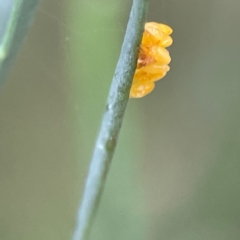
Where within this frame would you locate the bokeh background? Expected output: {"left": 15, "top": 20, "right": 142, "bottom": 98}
{"left": 1, "top": 0, "right": 240, "bottom": 239}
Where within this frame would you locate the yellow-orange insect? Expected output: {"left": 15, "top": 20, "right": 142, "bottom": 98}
{"left": 130, "top": 22, "right": 173, "bottom": 98}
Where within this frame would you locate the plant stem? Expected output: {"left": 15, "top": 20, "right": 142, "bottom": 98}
{"left": 72, "top": 0, "right": 148, "bottom": 240}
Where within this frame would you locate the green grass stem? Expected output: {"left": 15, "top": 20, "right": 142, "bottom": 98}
{"left": 72, "top": 0, "right": 148, "bottom": 239}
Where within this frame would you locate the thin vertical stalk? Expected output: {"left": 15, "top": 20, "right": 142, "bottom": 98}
{"left": 72, "top": 0, "right": 148, "bottom": 240}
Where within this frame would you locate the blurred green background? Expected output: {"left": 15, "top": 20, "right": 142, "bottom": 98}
{"left": 1, "top": 0, "right": 240, "bottom": 239}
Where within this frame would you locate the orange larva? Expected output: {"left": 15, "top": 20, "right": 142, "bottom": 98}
{"left": 130, "top": 22, "right": 173, "bottom": 98}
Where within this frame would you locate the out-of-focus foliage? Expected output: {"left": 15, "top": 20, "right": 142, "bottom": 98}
{"left": 0, "top": 0, "right": 240, "bottom": 239}
{"left": 0, "top": 1, "right": 13, "bottom": 39}
{"left": 0, "top": 0, "right": 41, "bottom": 85}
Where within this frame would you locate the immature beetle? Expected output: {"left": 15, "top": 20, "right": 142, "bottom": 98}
{"left": 130, "top": 22, "right": 173, "bottom": 98}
